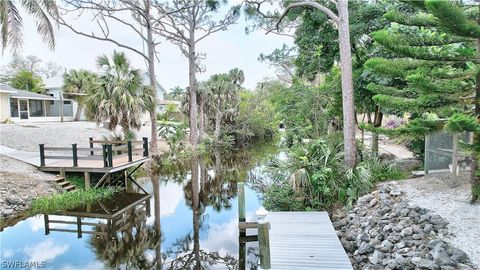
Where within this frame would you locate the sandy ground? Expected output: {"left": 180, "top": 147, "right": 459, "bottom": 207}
{"left": 389, "top": 172, "right": 480, "bottom": 268}
{"left": 0, "top": 121, "right": 169, "bottom": 153}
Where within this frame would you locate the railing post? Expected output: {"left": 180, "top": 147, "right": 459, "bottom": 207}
{"left": 257, "top": 208, "right": 271, "bottom": 269}
{"left": 44, "top": 214, "right": 50, "bottom": 235}
{"left": 39, "top": 144, "right": 45, "bottom": 166}
{"left": 72, "top": 143, "right": 78, "bottom": 167}
{"left": 107, "top": 144, "right": 113, "bottom": 167}
{"left": 102, "top": 144, "right": 108, "bottom": 167}
{"left": 127, "top": 141, "right": 133, "bottom": 162}
{"left": 89, "top": 137, "right": 94, "bottom": 156}
{"left": 77, "top": 217, "right": 82, "bottom": 238}
{"left": 142, "top": 137, "right": 149, "bottom": 157}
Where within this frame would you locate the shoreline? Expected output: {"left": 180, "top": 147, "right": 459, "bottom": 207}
{"left": 0, "top": 155, "right": 59, "bottom": 228}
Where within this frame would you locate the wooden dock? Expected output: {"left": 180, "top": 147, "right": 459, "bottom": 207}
{"left": 266, "top": 211, "right": 352, "bottom": 270}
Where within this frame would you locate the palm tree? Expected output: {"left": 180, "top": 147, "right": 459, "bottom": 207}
{"left": 0, "top": 0, "right": 58, "bottom": 52}
{"left": 84, "top": 51, "right": 156, "bottom": 136}
{"left": 228, "top": 68, "right": 245, "bottom": 88}
{"left": 206, "top": 74, "right": 238, "bottom": 139}
{"left": 168, "top": 86, "right": 185, "bottom": 101}
{"left": 63, "top": 69, "right": 97, "bottom": 121}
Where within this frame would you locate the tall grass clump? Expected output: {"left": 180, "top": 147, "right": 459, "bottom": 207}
{"left": 30, "top": 188, "right": 117, "bottom": 215}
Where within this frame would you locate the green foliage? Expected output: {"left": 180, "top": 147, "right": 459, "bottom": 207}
{"left": 158, "top": 120, "right": 187, "bottom": 153}
{"left": 67, "top": 175, "right": 85, "bottom": 190}
{"left": 9, "top": 70, "right": 44, "bottom": 93}
{"left": 261, "top": 134, "right": 403, "bottom": 210}
{"left": 84, "top": 51, "right": 156, "bottom": 133}
{"left": 30, "top": 188, "right": 117, "bottom": 215}
{"left": 445, "top": 113, "right": 480, "bottom": 133}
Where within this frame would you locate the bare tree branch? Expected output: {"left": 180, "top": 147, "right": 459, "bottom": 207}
{"left": 273, "top": 1, "right": 338, "bottom": 33}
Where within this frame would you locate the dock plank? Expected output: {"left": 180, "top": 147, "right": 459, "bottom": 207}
{"left": 267, "top": 211, "right": 352, "bottom": 270}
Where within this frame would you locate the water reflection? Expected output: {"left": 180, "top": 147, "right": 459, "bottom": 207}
{"left": 0, "top": 143, "right": 278, "bottom": 269}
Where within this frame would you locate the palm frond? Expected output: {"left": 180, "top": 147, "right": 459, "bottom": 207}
{"left": 1, "top": 0, "right": 23, "bottom": 53}
{"left": 21, "top": 0, "right": 56, "bottom": 49}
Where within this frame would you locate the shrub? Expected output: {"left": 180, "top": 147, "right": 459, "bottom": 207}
{"left": 260, "top": 133, "right": 403, "bottom": 210}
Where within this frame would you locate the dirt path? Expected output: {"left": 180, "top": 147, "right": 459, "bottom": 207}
{"left": 389, "top": 172, "right": 480, "bottom": 268}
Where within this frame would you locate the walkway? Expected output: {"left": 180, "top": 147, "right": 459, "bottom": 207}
{"left": 0, "top": 145, "right": 40, "bottom": 166}
{"left": 267, "top": 211, "right": 352, "bottom": 269}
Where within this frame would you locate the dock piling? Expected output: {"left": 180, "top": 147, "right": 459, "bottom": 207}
{"left": 142, "top": 137, "right": 149, "bottom": 157}
{"left": 89, "top": 137, "right": 94, "bottom": 156}
{"left": 107, "top": 144, "right": 113, "bottom": 167}
{"left": 127, "top": 141, "right": 133, "bottom": 162}
{"left": 84, "top": 172, "right": 91, "bottom": 191}
{"left": 102, "top": 144, "right": 108, "bottom": 167}
{"left": 39, "top": 144, "right": 45, "bottom": 166}
{"left": 257, "top": 208, "right": 271, "bottom": 269}
{"left": 72, "top": 144, "right": 78, "bottom": 167}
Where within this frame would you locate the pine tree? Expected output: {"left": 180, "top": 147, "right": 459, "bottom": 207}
{"left": 364, "top": 0, "right": 480, "bottom": 201}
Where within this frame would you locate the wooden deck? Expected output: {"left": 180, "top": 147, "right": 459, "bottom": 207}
{"left": 267, "top": 211, "right": 352, "bottom": 270}
{"left": 39, "top": 155, "right": 149, "bottom": 173}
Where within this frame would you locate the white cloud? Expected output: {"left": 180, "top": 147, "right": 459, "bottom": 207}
{"left": 23, "top": 239, "right": 69, "bottom": 263}
{"left": 55, "top": 261, "right": 105, "bottom": 270}
{"left": 2, "top": 248, "right": 14, "bottom": 258}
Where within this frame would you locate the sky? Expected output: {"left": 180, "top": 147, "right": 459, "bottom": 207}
{"left": 0, "top": 4, "right": 293, "bottom": 92}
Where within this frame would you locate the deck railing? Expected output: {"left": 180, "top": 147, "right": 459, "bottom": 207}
{"left": 39, "top": 137, "right": 149, "bottom": 168}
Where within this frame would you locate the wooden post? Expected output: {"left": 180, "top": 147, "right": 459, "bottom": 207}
{"left": 59, "top": 168, "right": 65, "bottom": 178}
{"left": 89, "top": 137, "right": 94, "bottom": 156}
{"left": 39, "top": 144, "right": 45, "bottom": 166}
{"left": 102, "top": 144, "right": 108, "bottom": 167}
{"left": 77, "top": 217, "right": 82, "bottom": 238}
{"left": 257, "top": 208, "right": 271, "bottom": 269}
{"left": 124, "top": 170, "right": 128, "bottom": 188}
{"left": 72, "top": 143, "right": 78, "bottom": 167}
{"left": 142, "top": 137, "right": 149, "bottom": 157}
{"left": 127, "top": 141, "right": 133, "bottom": 162}
{"left": 107, "top": 144, "right": 113, "bottom": 167}
{"left": 59, "top": 92, "right": 64, "bottom": 123}
{"left": 44, "top": 214, "right": 50, "bottom": 235}
{"left": 238, "top": 182, "right": 246, "bottom": 222}
{"left": 84, "top": 172, "right": 91, "bottom": 191}
{"left": 452, "top": 133, "right": 459, "bottom": 175}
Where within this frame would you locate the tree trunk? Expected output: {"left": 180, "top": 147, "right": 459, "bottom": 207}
{"left": 146, "top": 0, "right": 158, "bottom": 155}
{"left": 337, "top": 0, "right": 357, "bottom": 168}
{"left": 74, "top": 103, "right": 82, "bottom": 121}
{"left": 214, "top": 102, "right": 221, "bottom": 139}
{"left": 199, "top": 95, "right": 205, "bottom": 141}
{"left": 188, "top": 28, "right": 198, "bottom": 146}
{"left": 372, "top": 106, "right": 383, "bottom": 157}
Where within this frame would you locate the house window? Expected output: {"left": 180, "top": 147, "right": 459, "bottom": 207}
{"left": 29, "top": 100, "right": 44, "bottom": 117}
{"left": 10, "top": 98, "right": 18, "bottom": 117}
{"left": 48, "top": 94, "right": 55, "bottom": 105}
{"left": 63, "top": 100, "right": 71, "bottom": 105}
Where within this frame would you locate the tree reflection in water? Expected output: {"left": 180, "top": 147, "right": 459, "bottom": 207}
{"left": 90, "top": 142, "right": 278, "bottom": 269}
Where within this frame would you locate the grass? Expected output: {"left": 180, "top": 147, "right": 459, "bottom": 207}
{"left": 473, "top": 185, "right": 480, "bottom": 202}
{"left": 67, "top": 175, "right": 85, "bottom": 189}
{"left": 30, "top": 188, "right": 117, "bottom": 215}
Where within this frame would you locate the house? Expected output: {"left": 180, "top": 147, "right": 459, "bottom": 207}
{"left": 0, "top": 83, "right": 76, "bottom": 122}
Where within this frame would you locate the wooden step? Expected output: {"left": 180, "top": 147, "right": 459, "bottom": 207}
{"left": 63, "top": 185, "right": 76, "bottom": 191}
{"left": 57, "top": 181, "right": 70, "bottom": 186}
{"left": 54, "top": 177, "right": 66, "bottom": 183}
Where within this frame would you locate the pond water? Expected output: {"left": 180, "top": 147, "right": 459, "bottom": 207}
{"left": 0, "top": 144, "right": 279, "bottom": 269}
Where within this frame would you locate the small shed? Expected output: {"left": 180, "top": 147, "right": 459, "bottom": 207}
{"left": 424, "top": 131, "right": 473, "bottom": 174}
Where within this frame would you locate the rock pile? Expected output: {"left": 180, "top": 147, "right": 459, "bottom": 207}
{"left": 333, "top": 184, "right": 475, "bottom": 270}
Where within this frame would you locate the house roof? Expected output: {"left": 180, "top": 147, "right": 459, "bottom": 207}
{"left": 1, "top": 84, "right": 57, "bottom": 100}
{"left": 0, "top": 84, "right": 18, "bottom": 94}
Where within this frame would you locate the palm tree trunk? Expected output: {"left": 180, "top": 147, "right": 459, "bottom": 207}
{"left": 337, "top": 0, "right": 357, "bottom": 168}
{"left": 472, "top": 37, "right": 480, "bottom": 202}
{"left": 74, "top": 103, "right": 82, "bottom": 121}
{"left": 214, "top": 105, "right": 221, "bottom": 139}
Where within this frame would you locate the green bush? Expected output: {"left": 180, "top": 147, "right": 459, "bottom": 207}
{"left": 30, "top": 188, "right": 117, "bottom": 215}
{"left": 261, "top": 133, "right": 403, "bottom": 210}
